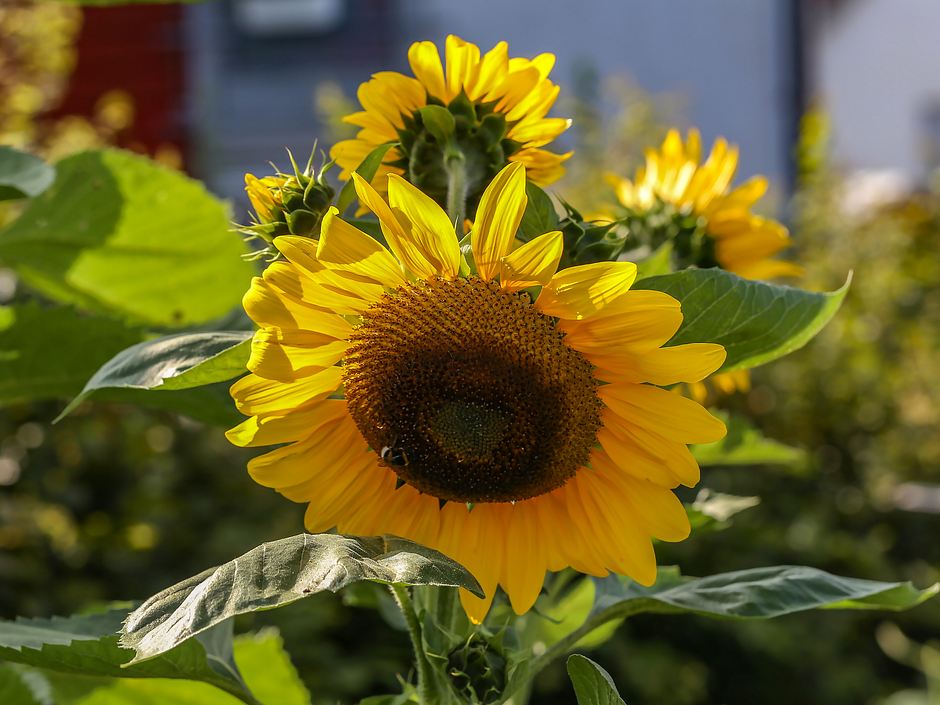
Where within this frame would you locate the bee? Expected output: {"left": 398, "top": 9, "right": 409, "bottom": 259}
{"left": 380, "top": 442, "right": 409, "bottom": 467}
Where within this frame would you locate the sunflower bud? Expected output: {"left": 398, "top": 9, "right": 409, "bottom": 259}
{"left": 446, "top": 633, "right": 507, "bottom": 705}
{"left": 239, "top": 150, "right": 335, "bottom": 259}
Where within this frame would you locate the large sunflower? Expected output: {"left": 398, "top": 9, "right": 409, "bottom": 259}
{"left": 228, "top": 163, "right": 726, "bottom": 622}
{"left": 610, "top": 129, "right": 801, "bottom": 280}
{"left": 330, "top": 35, "right": 570, "bottom": 212}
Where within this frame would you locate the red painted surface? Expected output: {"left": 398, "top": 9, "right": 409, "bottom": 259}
{"left": 50, "top": 5, "right": 188, "bottom": 166}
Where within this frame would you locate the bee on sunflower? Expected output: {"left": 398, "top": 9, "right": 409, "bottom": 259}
{"left": 228, "top": 162, "right": 727, "bottom": 622}
{"left": 330, "top": 35, "right": 571, "bottom": 223}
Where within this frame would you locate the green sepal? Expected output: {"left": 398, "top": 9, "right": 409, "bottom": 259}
{"left": 337, "top": 142, "right": 397, "bottom": 215}
{"left": 418, "top": 105, "right": 458, "bottom": 146}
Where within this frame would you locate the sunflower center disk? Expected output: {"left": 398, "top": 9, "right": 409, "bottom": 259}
{"left": 342, "top": 277, "right": 602, "bottom": 504}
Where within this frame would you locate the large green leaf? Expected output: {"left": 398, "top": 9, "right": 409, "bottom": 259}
{"left": 691, "top": 412, "right": 805, "bottom": 467}
{"left": 121, "top": 533, "right": 484, "bottom": 664}
{"left": 590, "top": 566, "right": 938, "bottom": 622}
{"left": 635, "top": 268, "right": 851, "bottom": 372}
{"left": 567, "top": 655, "right": 627, "bottom": 705}
{"left": 0, "top": 609, "right": 256, "bottom": 704}
{"left": 0, "top": 147, "right": 55, "bottom": 202}
{"left": 57, "top": 331, "right": 250, "bottom": 421}
{"left": 0, "top": 149, "right": 252, "bottom": 327}
{"left": 0, "top": 304, "right": 143, "bottom": 405}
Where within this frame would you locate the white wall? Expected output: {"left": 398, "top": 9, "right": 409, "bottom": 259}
{"left": 398, "top": 0, "right": 794, "bottom": 188}
{"left": 815, "top": 0, "right": 940, "bottom": 178}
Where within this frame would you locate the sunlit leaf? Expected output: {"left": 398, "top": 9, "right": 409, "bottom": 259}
{"left": 121, "top": 534, "right": 483, "bottom": 664}
{"left": 0, "top": 304, "right": 143, "bottom": 405}
{"left": 57, "top": 331, "right": 250, "bottom": 422}
{"left": 636, "top": 268, "right": 851, "bottom": 372}
{"left": 0, "top": 147, "right": 54, "bottom": 201}
{"left": 0, "top": 609, "right": 255, "bottom": 704}
{"left": 231, "top": 631, "right": 310, "bottom": 705}
{"left": 567, "top": 655, "right": 627, "bottom": 705}
{"left": 0, "top": 149, "right": 252, "bottom": 327}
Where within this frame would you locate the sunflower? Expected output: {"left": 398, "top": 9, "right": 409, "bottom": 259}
{"left": 610, "top": 129, "right": 801, "bottom": 281}
{"left": 228, "top": 162, "right": 727, "bottom": 622}
{"left": 330, "top": 35, "right": 570, "bottom": 214}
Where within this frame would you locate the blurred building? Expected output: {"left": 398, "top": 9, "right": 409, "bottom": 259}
{"left": 56, "top": 0, "right": 939, "bottom": 209}
{"left": 806, "top": 0, "right": 940, "bottom": 180}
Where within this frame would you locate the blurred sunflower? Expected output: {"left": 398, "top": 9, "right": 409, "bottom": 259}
{"left": 330, "top": 35, "right": 570, "bottom": 214}
{"left": 228, "top": 163, "right": 726, "bottom": 622}
{"left": 610, "top": 128, "right": 801, "bottom": 281}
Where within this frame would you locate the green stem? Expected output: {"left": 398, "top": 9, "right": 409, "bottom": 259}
{"left": 390, "top": 584, "right": 434, "bottom": 704}
{"left": 520, "top": 603, "right": 648, "bottom": 690}
{"left": 445, "top": 148, "right": 468, "bottom": 231}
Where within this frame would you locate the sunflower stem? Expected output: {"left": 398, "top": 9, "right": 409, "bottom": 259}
{"left": 513, "top": 601, "right": 649, "bottom": 697}
{"left": 390, "top": 583, "right": 436, "bottom": 704}
{"left": 445, "top": 147, "right": 468, "bottom": 234}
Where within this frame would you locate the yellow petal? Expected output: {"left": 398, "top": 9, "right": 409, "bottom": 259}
{"left": 353, "top": 172, "right": 453, "bottom": 279}
{"left": 591, "top": 343, "right": 726, "bottom": 386}
{"left": 264, "top": 256, "right": 377, "bottom": 317}
{"left": 471, "top": 162, "right": 527, "bottom": 280}
{"left": 465, "top": 41, "right": 508, "bottom": 101}
{"left": 316, "top": 207, "right": 406, "bottom": 288}
{"left": 248, "top": 327, "right": 349, "bottom": 382}
{"left": 407, "top": 40, "right": 446, "bottom": 99}
{"left": 230, "top": 366, "right": 343, "bottom": 415}
{"left": 226, "top": 399, "right": 347, "bottom": 448}
{"left": 499, "top": 230, "right": 562, "bottom": 291}
{"left": 387, "top": 174, "right": 460, "bottom": 279}
{"left": 503, "top": 503, "right": 546, "bottom": 615}
{"left": 444, "top": 35, "right": 480, "bottom": 101}
{"left": 599, "top": 383, "right": 727, "bottom": 444}
{"left": 601, "top": 407, "right": 701, "bottom": 486}
{"left": 559, "top": 290, "right": 683, "bottom": 351}
{"left": 356, "top": 72, "right": 425, "bottom": 130}
{"left": 536, "top": 261, "right": 638, "bottom": 320}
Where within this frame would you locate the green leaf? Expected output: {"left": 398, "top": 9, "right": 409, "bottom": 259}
{"left": 635, "top": 268, "right": 851, "bottom": 372}
{"left": 0, "top": 147, "right": 54, "bottom": 201}
{"left": 691, "top": 412, "right": 805, "bottom": 467}
{"left": 0, "top": 304, "right": 144, "bottom": 405}
{"left": 418, "top": 106, "right": 457, "bottom": 145}
{"left": 633, "top": 241, "right": 673, "bottom": 279}
{"left": 0, "top": 609, "right": 256, "bottom": 705}
{"left": 686, "top": 490, "right": 761, "bottom": 532}
{"left": 0, "top": 663, "right": 48, "bottom": 705}
{"left": 567, "top": 655, "right": 627, "bottom": 705}
{"left": 0, "top": 149, "right": 253, "bottom": 327}
{"left": 57, "top": 331, "right": 250, "bottom": 421}
{"left": 121, "top": 533, "right": 484, "bottom": 664}
{"left": 231, "top": 631, "right": 310, "bottom": 705}
{"left": 518, "top": 182, "right": 559, "bottom": 241}
{"left": 337, "top": 142, "right": 396, "bottom": 215}
{"left": 590, "top": 566, "right": 939, "bottom": 622}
